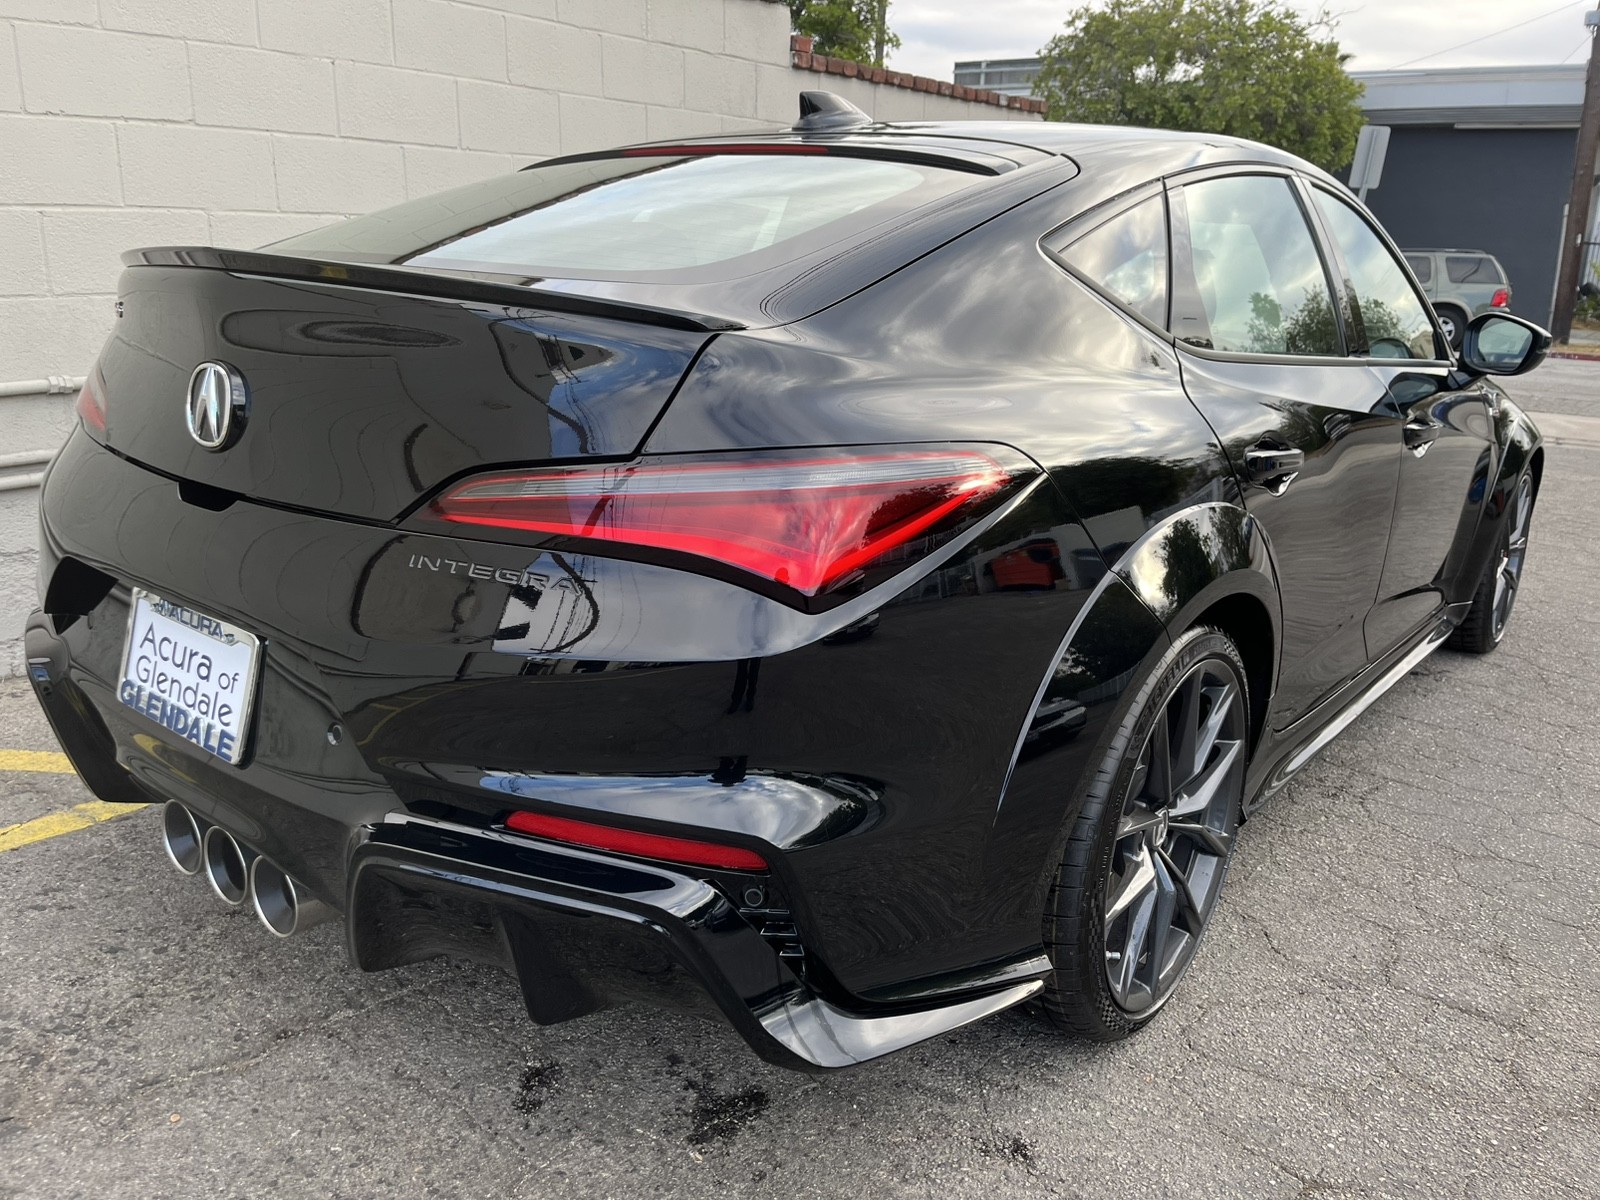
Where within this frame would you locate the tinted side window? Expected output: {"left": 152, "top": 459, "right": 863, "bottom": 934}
{"left": 1180, "top": 176, "right": 1339, "bottom": 356}
{"left": 1446, "top": 255, "right": 1501, "bottom": 284}
{"left": 1311, "top": 189, "right": 1439, "bottom": 359}
{"left": 1405, "top": 255, "right": 1432, "bottom": 284}
{"left": 1057, "top": 194, "right": 1168, "bottom": 326}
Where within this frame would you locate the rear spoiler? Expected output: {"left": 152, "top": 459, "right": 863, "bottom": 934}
{"left": 121, "top": 246, "right": 745, "bottom": 334}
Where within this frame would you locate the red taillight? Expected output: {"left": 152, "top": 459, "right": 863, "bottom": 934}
{"left": 1490, "top": 288, "right": 1510, "bottom": 308}
{"left": 75, "top": 375, "right": 106, "bottom": 435}
{"left": 422, "top": 449, "right": 1018, "bottom": 596}
{"left": 504, "top": 810, "right": 767, "bottom": 872}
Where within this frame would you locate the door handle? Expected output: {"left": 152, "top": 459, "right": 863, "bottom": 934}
{"left": 1244, "top": 446, "right": 1305, "bottom": 494}
{"left": 1403, "top": 416, "right": 1441, "bottom": 456}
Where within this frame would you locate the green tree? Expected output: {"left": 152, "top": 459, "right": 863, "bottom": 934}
{"left": 1033, "top": 0, "right": 1364, "bottom": 172}
{"left": 789, "top": 0, "right": 901, "bottom": 67}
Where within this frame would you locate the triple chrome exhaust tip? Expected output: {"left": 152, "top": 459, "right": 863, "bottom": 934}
{"left": 249, "top": 855, "right": 332, "bottom": 938}
{"left": 161, "top": 800, "right": 330, "bottom": 937}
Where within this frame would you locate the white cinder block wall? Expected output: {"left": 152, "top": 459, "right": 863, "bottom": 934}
{"left": 0, "top": 0, "right": 1041, "bottom": 671}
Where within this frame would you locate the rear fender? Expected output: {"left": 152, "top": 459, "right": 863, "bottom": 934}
{"left": 1117, "top": 502, "right": 1278, "bottom": 640}
{"left": 1117, "top": 500, "right": 1280, "bottom": 742}
{"left": 992, "top": 501, "right": 1279, "bottom": 922}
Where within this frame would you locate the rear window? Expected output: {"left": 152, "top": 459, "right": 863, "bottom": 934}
{"left": 267, "top": 152, "right": 984, "bottom": 283}
{"left": 1405, "top": 255, "right": 1432, "bottom": 284}
{"left": 1446, "top": 255, "right": 1502, "bottom": 284}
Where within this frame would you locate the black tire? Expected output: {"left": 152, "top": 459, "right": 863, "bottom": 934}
{"left": 1437, "top": 306, "right": 1468, "bottom": 351}
{"left": 1448, "top": 471, "right": 1535, "bottom": 654}
{"left": 1042, "top": 626, "right": 1250, "bottom": 1040}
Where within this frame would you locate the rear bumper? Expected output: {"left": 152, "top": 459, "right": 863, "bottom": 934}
{"left": 24, "top": 609, "right": 1040, "bottom": 1071}
{"left": 351, "top": 817, "right": 1039, "bottom": 1071}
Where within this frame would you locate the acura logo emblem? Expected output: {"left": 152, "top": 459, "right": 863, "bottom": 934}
{"left": 186, "top": 362, "right": 247, "bottom": 450}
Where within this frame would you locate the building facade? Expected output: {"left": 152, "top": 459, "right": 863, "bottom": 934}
{"left": 1350, "top": 65, "right": 1584, "bottom": 327}
{"left": 953, "top": 58, "right": 1041, "bottom": 98}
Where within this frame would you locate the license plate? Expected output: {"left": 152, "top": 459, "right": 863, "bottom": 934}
{"left": 117, "top": 589, "right": 261, "bottom": 767}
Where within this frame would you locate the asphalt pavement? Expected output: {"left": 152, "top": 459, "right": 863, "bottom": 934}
{"left": 1, "top": 364, "right": 1597, "bottom": 1199}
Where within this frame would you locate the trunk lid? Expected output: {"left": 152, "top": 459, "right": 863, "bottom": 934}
{"left": 96, "top": 259, "right": 714, "bottom": 522}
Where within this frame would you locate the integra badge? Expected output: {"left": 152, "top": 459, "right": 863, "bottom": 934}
{"left": 405, "top": 554, "right": 553, "bottom": 589}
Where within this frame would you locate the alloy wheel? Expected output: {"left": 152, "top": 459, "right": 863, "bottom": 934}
{"left": 1491, "top": 474, "right": 1533, "bottom": 642}
{"left": 1102, "top": 657, "right": 1247, "bottom": 1015}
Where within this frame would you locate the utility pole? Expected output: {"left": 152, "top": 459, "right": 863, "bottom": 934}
{"left": 871, "top": 0, "right": 889, "bottom": 68}
{"left": 1552, "top": 5, "right": 1600, "bottom": 342}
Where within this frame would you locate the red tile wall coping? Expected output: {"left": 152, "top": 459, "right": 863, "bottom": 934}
{"left": 790, "top": 34, "right": 1048, "bottom": 114}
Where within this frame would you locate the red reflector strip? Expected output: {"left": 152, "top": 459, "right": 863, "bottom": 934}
{"left": 504, "top": 810, "right": 768, "bottom": 872}
{"left": 75, "top": 376, "right": 106, "bottom": 434}
{"left": 620, "top": 143, "right": 828, "bottom": 157}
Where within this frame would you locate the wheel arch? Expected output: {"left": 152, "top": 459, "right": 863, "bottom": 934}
{"left": 993, "top": 500, "right": 1280, "bottom": 866}
{"left": 1184, "top": 591, "right": 1275, "bottom": 754}
{"left": 1114, "top": 501, "right": 1280, "bottom": 746}
{"left": 1454, "top": 396, "right": 1544, "bottom": 602}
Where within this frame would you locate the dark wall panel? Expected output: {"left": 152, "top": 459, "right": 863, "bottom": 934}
{"left": 1358, "top": 126, "right": 1575, "bottom": 325}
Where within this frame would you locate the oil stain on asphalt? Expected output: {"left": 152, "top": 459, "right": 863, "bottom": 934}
{"left": 977, "top": 1134, "right": 1037, "bottom": 1168}
{"left": 514, "top": 1060, "right": 563, "bottom": 1119}
{"left": 684, "top": 1074, "right": 769, "bottom": 1146}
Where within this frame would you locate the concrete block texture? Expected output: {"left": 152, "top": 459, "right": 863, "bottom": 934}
{"left": 0, "top": 116, "right": 120, "bottom": 205}
{"left": 558, "top": 92, "right": 646, "bottom": 154}
{"left": 649, "top": 0, "right": 724, "bottom": 52}
{"left": 99, "top": 0, "right": 258, "bottom": 44}
{"left": 557, "top": 0, "right": 645, "bottom": 38}
{"left": 0, "top": 210, "right": 46, "bottom": 297}
{"left": 117, "top": 125, "right": 276, "bottom": 210}
{"left": 395, "top": 0, "right": 509, "bottom": 82}
{"left": 207, "top": 211, "right": 344, "bottom": 251}
{"left": 469, "top": 0, "right": 557, "bottom": 16}
{"left": 0, "top": 0, "right": 96, "bottom": 22}
{"left": 684, "top": 48, "right": 755, "bottom": 115}
{"left": 459, "top": 79, "right": 560, "bottom": 156}
{"left": 755, "top": 61, "right": 798, "bottom": 125}
{"left": 337, "top": 62, "right": 461, "bottom": 146}
{"left": 507, "top": 17, "right": 602, "bottom": 96}
{"left": 258, "top": 0, "right": 396, "bottom": 64}
{"left": 0, "top": 23, "right": 20, "bottom": 112}
{"left": 1, "top": 393, "right": 77, "bottom": 458}
{"left": 724, "top": 0, "right": 789, "bottom": 62}
{"left": 273, "top": 134, "right": 408, "bottom": 213}
{"left": 645, "top": 104, "right": 724, "bottom": 141}
{"left": 18, "top": 24, "right": 191, "bottom": 121}
{"left": 41, "top": 208, "right": 211, "bottom": 295}
{"left": 602, "top": 35, "right": 684, "bottom": 107}
{"left": 190, "top": 45, "right": 338, "bottom": 135}
{"left": 404, "top": 144, "right": 517, "bottom": 197}
{"left": 0, "top": 296, "right": 113, "bottom": 382}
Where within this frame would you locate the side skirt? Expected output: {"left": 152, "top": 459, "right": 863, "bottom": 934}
{"left": 1246, "top": 615, "right": 1454, "bottom": 813}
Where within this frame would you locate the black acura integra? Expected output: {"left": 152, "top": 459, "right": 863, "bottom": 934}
{"left": 28, "top": 94, "right": 1548, "bottom": 1070}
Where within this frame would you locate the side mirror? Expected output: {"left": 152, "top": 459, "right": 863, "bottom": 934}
{"left": 1459, "top": 312, "right": 1550, "bottom": 376}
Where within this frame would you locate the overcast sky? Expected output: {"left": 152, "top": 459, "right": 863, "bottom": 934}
{"left": 886, "top": 0, "right": 1599, "bottom": 80}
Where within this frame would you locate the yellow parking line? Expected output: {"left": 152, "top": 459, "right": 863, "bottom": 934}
{"left": 0, "top": 800, "right": 151, "bottom": 854}
{"left": 0, "top": 749, "right": 77, "bottom": 774}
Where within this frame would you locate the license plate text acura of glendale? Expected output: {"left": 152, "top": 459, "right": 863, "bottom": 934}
{"left": 28, "top": 93, "right": 1548, "bottom": 1070}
